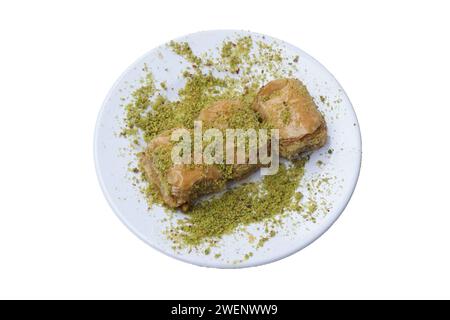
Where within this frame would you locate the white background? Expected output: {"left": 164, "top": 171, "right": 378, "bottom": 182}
{"left": 1, "top": 0, "right": 449, "bottom": 300}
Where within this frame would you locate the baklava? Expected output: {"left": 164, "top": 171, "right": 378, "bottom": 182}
{"left": 141, "top": 79, "right": 328, "bottom": 210}
{"left": 139, "top": 131, "right": 225, "bottom": 211}
{"left": 140, "top": 99, "right": 263, "bottom": 210}
{"left": 252, "top": 78, "right": 327, "bottom": 159}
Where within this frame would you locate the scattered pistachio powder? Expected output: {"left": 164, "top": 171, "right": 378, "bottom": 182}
{"left": 220, "top": 36, "right": 253, "bottom": 73}
{"left": 281, "top": 106, "right": 292, "bottom": 125}
{"left": 120, "top": 35, "right": 330, "bottom": 258}
{"left": 167, "top": 159, "right": 308, "bottom": 249}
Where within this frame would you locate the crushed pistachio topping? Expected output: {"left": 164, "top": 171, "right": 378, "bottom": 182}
{"left": 281, "top": 106, "right": 292, "bottom": 125}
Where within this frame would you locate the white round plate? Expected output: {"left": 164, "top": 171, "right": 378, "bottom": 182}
{"left": 94, "top": 30, "right": 362, "bottom": 268}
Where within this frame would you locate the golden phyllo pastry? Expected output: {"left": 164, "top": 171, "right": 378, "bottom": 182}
{"left": 253, "top": 78, "right": 327, "bottom": 159}
{"left": 139, "top": 131, "right": 225, "bottom": 211}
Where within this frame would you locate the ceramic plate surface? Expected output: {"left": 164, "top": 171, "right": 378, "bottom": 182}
{"left": 94, "top": 30, "right": 362, "bottom": 268}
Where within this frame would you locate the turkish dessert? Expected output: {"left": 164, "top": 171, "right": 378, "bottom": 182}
{"left": 140, "top": 80, "right": 327, "bottom": 210}
{"left": 253, "top": 78, "right": 327, "bottom": 159}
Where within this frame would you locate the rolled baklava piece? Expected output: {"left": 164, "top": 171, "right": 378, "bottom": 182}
{"left": 139, "top": 131, "right": 225, "bottom": 211}
{"left": 252, "top": 78, "right": 327, "bottom": 159}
